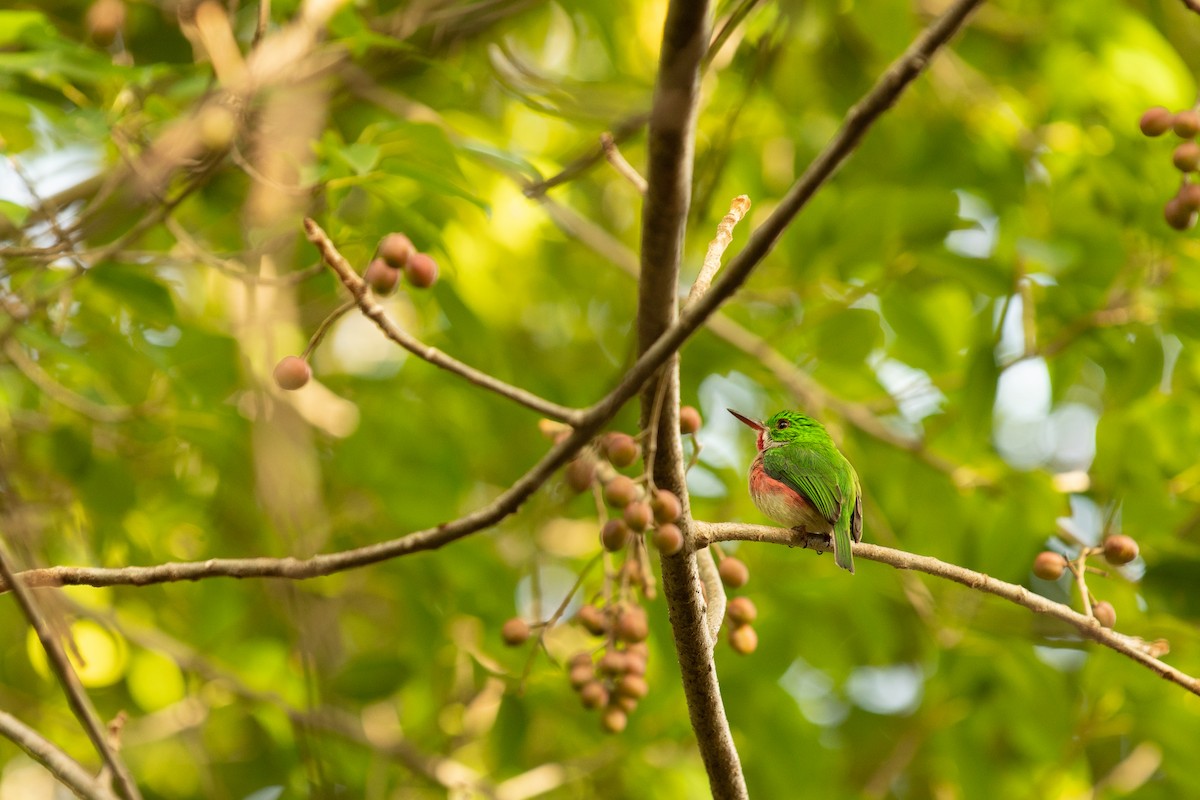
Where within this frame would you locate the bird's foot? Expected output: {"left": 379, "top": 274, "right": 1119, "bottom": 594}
{"left": 791, "top": 528, "right": 833, "bottom": 554}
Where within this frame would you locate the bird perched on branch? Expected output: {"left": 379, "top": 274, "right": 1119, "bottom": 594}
{"left": 728, "top": 409, "right": 862, "bottom": 573}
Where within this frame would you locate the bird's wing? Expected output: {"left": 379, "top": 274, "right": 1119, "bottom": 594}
{"left": 850, "top": 469, "right": 863, "bottom": 543}
{"left": 762, "top": 446, "right": 842, "bottom": 526}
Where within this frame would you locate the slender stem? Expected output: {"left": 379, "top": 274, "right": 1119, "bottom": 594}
{"left": 0, "top": 710, "right": 120, "bottom": 800}
{"left": 600, "top": 132, "right": 648, "bottom": 194}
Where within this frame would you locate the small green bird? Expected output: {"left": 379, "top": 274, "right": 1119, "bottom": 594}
{"left": 729, "top": 408, "right": 863, "bottom": 573}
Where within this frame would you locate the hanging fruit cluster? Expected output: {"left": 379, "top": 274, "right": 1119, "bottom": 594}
{"left": 1139, "top": 105, "right": 1200, "bottom": 231}
{"left": 1031, "top": 533, "right": 1140, "bottom": 630}
{"left": 273, "top": 231, "right": 439, "bottom": 390}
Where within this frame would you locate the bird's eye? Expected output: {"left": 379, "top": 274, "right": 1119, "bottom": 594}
{"left": 776, "top": 419, "right": 789, "bottom": 430}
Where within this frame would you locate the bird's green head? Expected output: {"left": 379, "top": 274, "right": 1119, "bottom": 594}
{"left": 728, "top": 408, "right": 829, "bottom": 451}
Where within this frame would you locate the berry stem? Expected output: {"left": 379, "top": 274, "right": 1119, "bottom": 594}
{"left": 300, "top": 299, "right": 355, "bottom": 360}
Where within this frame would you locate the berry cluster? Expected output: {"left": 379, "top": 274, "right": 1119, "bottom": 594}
{"left": 567, "top": 607, "right": 650, "bottom": 733}
{"left": 272, "top": 231, "right": 439, "bottom": 391}
{"left": 1139, "top": 105, "right": 1200, "bottom": 230}
{"left": 717, "top": 555, "right": 757, "bottom": 654}
{"left": 1031, "top": 533, "right": 1139, "bottom": 629}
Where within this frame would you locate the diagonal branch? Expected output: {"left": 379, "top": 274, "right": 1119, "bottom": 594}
{"left": 0, "top": 541, "right": 143, "bottom": 799}
{"left": 697, "top": 522, "right": 1198, "bottom": 696}
{"left": 0, "top": 709, "right": 120, "bottom": 800}
{"left": 304, "top": 218, "right": 583, "bottom": 425}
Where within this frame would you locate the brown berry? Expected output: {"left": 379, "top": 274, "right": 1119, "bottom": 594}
{"left": 624, "top": 650, "right": 647, "bottom": 676}
{"left": 603, "top": 476, "right": 639, "bottom": 508}
{"left": 601, "top": 706, "right": 627, "bottom": 733}
{"left": 615, "top": 694, "right": 639, "bottom": 713}
{"left": 603, "top": 433, "right": 640, "bottom": 468}
{"left": 1180, "top": 183, "right": 1200, "bottom": 211}
{"left": 1174, "top": 109, "right": 1200, "bottom": 138}
{"left": 364, "top": 258, "right": 400, "bottom": 295}
{"left": 679, "top": 406, "right": 702, "bottom": 434}
{"left": 601, "top": 518, "right": 632, "bottom": 552}
{"left": 616, "top": 674, "right": 648, "bottom": 699}
{"left": 726, "top": 596, "right": 758, "bottom": 626}
{"left": 718, "top": 556, "right": 749, "bottom": 588}
{"left": 1093, "top": 601, "right": 1117, "bottom": 629}
{"left": 1032, "top": 551, "right": 1067, "bottom": 580}
{"left": 576, "top": 604, "right": 608, "bottom": 636}
{"left": 404, "top": 252, "right": 439, "bottom": 288}
{"left": 652, "top": 524, "right": 684, "bottom": 555}
{"left": 87, "top": 0, "right": 126, "bottom": 46}
{"left": 501, "top": 618, "right": 530, "bottom": 646}
{"left": 623, "top": 501, "right": 653, "bottom": 533}
{"left": 565, "top": 458, "right": 595, "bottom": 492}
{"left": 272, "top": 356, "right": 311, "bottom": 390}
{"left": 1164, "top": 197, "right": 1197, "bottom": 231}
{"left": 1102, "top": 534, "right": 1139, "bottom": 566}
{"left": 580, "top": 680, "right": 608, "bottom": 709}
{"left": 651, "top": 489, "right": 682, "bottom": 523}
{"left": 378, "top": 233, "right": 414, "bottom": 269}
{"left": 569, "top": 650, "right": 593, "bottom": 668}
{"left": 729, "top": 624, "right": 758, "bottom": 654}
{"left": 598, "top": 649, "right": 628, "bottom": 676}
{"left": 1173, "top": 141, "right": 1200, "bottom": 172}
{"left": 569, "top": 662, "right": 594, "bottom": 689}
{"left": 614, "top": 606, "right": 649, "bottom": 643}
{"left": 1139, "top": 106, "right": 1174, "bottom": 137}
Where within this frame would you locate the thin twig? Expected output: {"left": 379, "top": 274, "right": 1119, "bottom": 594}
{"left": 0, "top": 710, "right": 120, "bottom": 800}
{"left": 301, "top": 299, "right": 355, "bottom": 360}
{"left": 304, "top": 219, "right": 582, "bottom": 425}
{"left": 696, "top": 522, "right": 1197, "bottom": 695}
{"left": 599, "top": 133, "right": 648, "bottom": 194}
{"left": 3, "top": 340, "right": 137, "bottom": 423}
{"left": 686, "top": 194, "right": 750, "bottom": 305}
{"left": 0, "top": 541, "right": 143, "bottom": 800}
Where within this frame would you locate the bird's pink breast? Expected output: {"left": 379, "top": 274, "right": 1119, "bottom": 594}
{"left": 748, "top": 460, "right": 830, "bottom": 531}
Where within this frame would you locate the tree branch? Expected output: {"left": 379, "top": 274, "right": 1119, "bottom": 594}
{"left": 304, "top": 218, "right": 583, "bottom": 425}
{"left": 0, "top": 542, "right": 142, "bottom": 799}
{"left": 697, "top": 522, "right": 1199, "bottom": 696}
{"left": 0, "top": 709, "right": 120, "bottom": 800}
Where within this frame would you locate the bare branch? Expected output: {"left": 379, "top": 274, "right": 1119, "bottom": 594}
{"left": 697, "top": 522, "right": 1198, "bottom": 696}
{"left": 599, "top": 132, "right": 648, "bottom": 194}
{"left": 304, "top": 218, "right": 583, "bottom": 425}
{"left": 686, "top": 195, "right": 750, "bottom": 305}
{"left": 0, "top": 542, "right": 143, "bottom": 799}
{"left": 0, "top": 709, "right": 120, "bottom": 800}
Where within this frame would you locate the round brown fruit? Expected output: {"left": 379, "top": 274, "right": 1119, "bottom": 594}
{"left": 580, "top": 680, "right": 608, "bottom": 709}
{"left": 1181, "top": 183, "right": 1200, "bottom": 211}
{"left": 601, "top": 518, "right": 632, "bottom": 552}
{"left": 616, "top": 674, "right": 648, "bottom": 699}
{"left": 364, "top": 258, "right": 400, "bottom": 295}
{"left": 87, "top": 0, "right": 126, "bottom": 46}
{"left": 272, "top": 356, "right": 311, "bottom": 390}
{"left": 603, "top": 475, "right": 639, "bottom": 508}
{"left": 718, "top": 556, "right": 750, "bottom": 588}
{"left": 378, "top": 233, "right": 414, "bottom": 269}
{"left": 623, "top": 501, "right": 653, "bottom": 532}
{"left": 565, "top": 458, "right": 595, "bottom": 492}
{"left": 614, "top": 606, "right": 649, "bottom": 643}
{"left": 652, "top": 523, "right": 683, "bottom": 555}
{"left": 1139, "top": 106, "right": 1174, "bottom": 137}
{"left": 576, "top": 604, "right": 608, "bottom": 636}
{"left": 729, "top": 624, "right": 758, "bottom": 655}
{"left": 1032, "top": 551, "right": 1066, "bottom": 580}
{"left": 603, "top": 433, "right": 640, "bottom": 468}
{"left": 679, "top": 405, "right": 702, "bottom": 434}
{"left": 1174, "top": 109, "right": 1200, "bottom": 138}
{"left": 726, "top": 596, "right": 758, "bottom": 626}
{"left": 598, "top": 649, "right": 628, "bottom": 676}
{"left": 404, "top": 252, "right": 439, "bottom": 288}
{"left": 1164, "top": 197, "right": 1197, "bottom": 231}
{"left": 1102, "top": 534, "right": 1139, "bottom": 566}
{"left": 601, "top": 706, "right": 628, "bottom": 734}
{"left": 501, "top": 618, "right": 530, "bottom": 646}
{"left": 615, "top": 694, "right": 639, "bottom": 713}
{"left": 1173, "top": 141, "right": 1200, "bottom": 172}
{"left": 651, "top": 489, "right": 682, "bottom": 523}
{"left": 1093, "top": 601, "right": 1117, "bottom": 629}
{"left": 569, "top": 662, "right": 594, "bottom": 689}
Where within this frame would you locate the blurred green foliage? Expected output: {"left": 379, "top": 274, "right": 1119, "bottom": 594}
{"left": 1, "top": 0, "right": 1200, "bottom": 798}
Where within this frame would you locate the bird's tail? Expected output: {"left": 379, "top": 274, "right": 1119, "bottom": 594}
{"left": 833, "top": 516, "right": 855, "bottom": 574}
